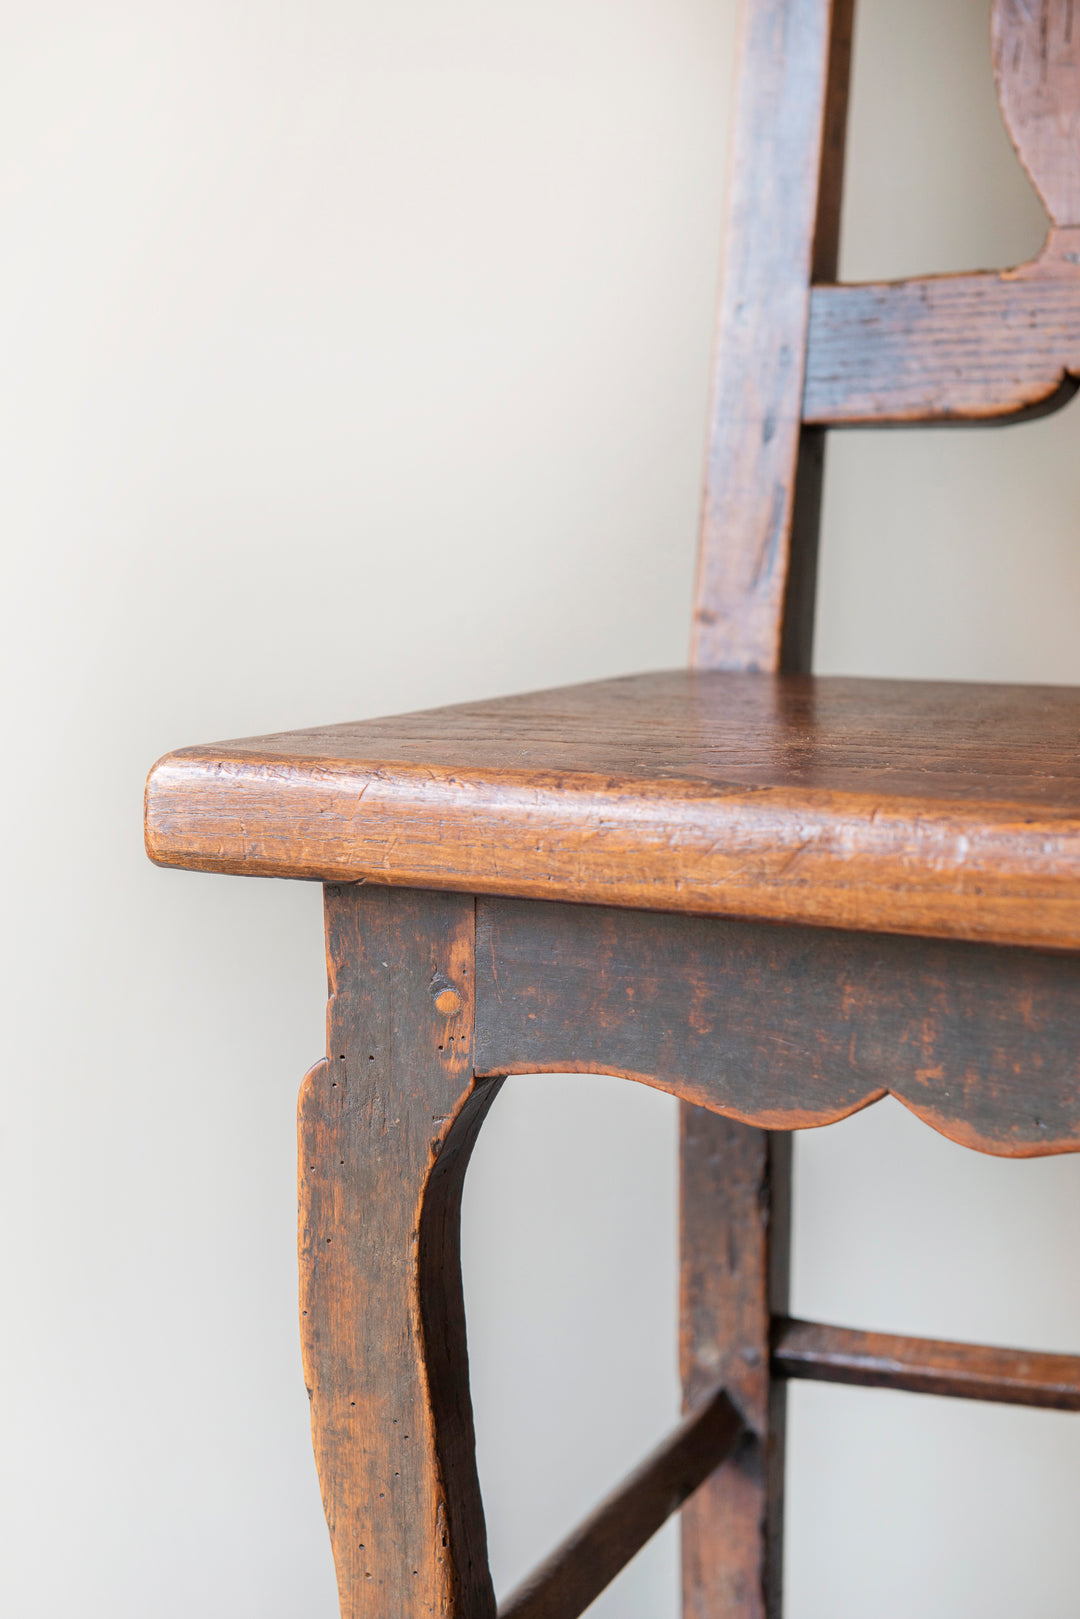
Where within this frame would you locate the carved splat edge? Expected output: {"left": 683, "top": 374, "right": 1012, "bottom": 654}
{"left": 803, "top": 0, "right": 1080, "bottom": 427}
{"left": 804, "top": 231, "right": 1080, "bottom": 426}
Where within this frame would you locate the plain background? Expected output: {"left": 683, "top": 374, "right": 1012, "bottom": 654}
{"left": 2, "top": 0, "right": 1079, "bottom": 1613}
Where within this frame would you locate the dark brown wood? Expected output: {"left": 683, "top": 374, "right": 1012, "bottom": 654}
{"left": 772, "top": 1317, "right": 1080, "bottom": 1411}
{"left": 144, "top": 671, "right": 1080, "bottom": 952}
{"left": 680, "top": 1121, "right": 790, "bottom": 1619}
{"left": 682, "top": 8, "right": 852, "bottom": 1606}
{"left": 299, "top": 883, "right": 499, "bottom": 1618}
{"left": 690, "top": 0, "right": 853, "bottom": 673}
{"left": 474, "top": 896, "right": 1080, "bottom": 1158}
{"left": 680, "top": 21, "right": 1080, "bottom": 1607}
{"left": 497, "top": 1388, "right": 743, "bottom": 1619}
{"left": 141, "top": 4, "right": 1080, "bottom": 1616}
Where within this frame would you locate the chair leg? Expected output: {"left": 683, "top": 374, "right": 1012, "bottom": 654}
{"left": 299, "top": 883, "right": 499, "bottom": 1619}
{"left": 680, "top": 1109, "right": 792, "bottom": 1619}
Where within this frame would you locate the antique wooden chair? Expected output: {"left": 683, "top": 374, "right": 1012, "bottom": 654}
{"left": 145, "top": 1, "right": 1080, "bottom": 1614}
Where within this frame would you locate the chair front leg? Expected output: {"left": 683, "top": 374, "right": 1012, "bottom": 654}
{"left": 299, "top": 883, "right": 499, "bottom": 1619}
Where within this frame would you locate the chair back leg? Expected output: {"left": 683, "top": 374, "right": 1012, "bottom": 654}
{"left": 680, "top": 1113, "right": 792, "bottom": 1619}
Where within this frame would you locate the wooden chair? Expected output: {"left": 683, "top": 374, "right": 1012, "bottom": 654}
{"left": 144, "top": 2, "right": 1080, "bottom": 1614}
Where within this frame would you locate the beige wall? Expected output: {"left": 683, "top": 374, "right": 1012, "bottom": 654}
{"left": 1, "top": 1, "right": 1078, "bottom": 1615}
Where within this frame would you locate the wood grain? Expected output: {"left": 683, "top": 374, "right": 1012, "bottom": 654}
{"left": 145, "top": 671, "right": 1080, "bottom": 952}
{"left": 690, "top": 0, "right": 853, "bottom": 672}
{"left": 994, "top": 0, "right": 1080, "bottom": 229}
{"left": 804, "top": 238, "right": 1080, "bottom": 426}
{"left": 497, "top": 1388, "right": 743, "bottom": 1619}
{"left": 683, "top": 6, "right": 851, "bottom": 1611}
{"left": 773, "top": 1317, "right": 1080, "bottom": 1410}
{"left": 141, "top": 5, "right": 1080, "bottom": 1614}
{"left": 474, "top": 896, "right": 1080, "bottom": 1157}
{"left": 801, "top": 0, "right": 1080, "bottom": 429}
{"left": 680, "top": 1121, "right": 790, "bottom": 1619}
{"left": 299, "top": 883, "right": 498, "bottom": 1618}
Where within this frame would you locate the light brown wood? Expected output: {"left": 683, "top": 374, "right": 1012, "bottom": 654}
{"left": 804, "top": 235, "right": 1080, "bottom": 426}
{"left": 772, "top": 1317, "right": 1080, "bottom": 1410}
{"left": 497, "top": 1388, "right": 743, "bottom": 1619}
{"left": 299, "top": 884, "right": 499, "bottom": 1618}
{"left": 145, "top": 671, "right": 1080, "bottom": 952}
{"left": 801, "top": 0, "right": 1080, "bottom": 429}
{"left": 690, "top": 0, "right": 853, "bottom": 673}
{"left": 994, "top": 0, "right": 1080, "bottom": 230}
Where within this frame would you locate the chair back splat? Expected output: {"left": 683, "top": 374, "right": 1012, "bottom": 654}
{"left": 693, "top": 0, "right": 1080, "bottom": 678}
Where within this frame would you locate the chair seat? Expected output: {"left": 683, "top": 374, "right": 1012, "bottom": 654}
{"left": 144, "top": 670, "right": 1080, "bottom": 951}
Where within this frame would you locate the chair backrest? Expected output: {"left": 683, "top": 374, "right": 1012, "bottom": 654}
{"left": 692, "top": 0, "right": 1080, "bottom": 676}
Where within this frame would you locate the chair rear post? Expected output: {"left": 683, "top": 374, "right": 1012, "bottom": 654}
{"left": 690, "top": 0, "right": 854, "bottom": 678}
{"left": 682, "top": 3, "right": 853, "bottom": 1615}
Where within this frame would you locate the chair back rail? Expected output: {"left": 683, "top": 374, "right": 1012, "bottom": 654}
{"left": 692, "top": 0, "right": 1080, "bottom": 671}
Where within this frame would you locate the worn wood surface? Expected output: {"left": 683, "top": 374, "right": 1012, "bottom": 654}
{"left": 690, "top": 0, "right": 852, "bottom": 673}
{"left": 802, "top": 0, "right": 1080, "bottom": 428}
{"left": 498, "top": 1388, "right": 743, "bottom": 1619}
{"left": 144, "top": 671, "right": 1080, "bottom": 952}
{"left": 299, "top": 884, "right": 498, "bottom": 1618}
{"left": 994, "top": 0, "right": 1080, "bottom": 230}
{"left": 773, "top": 1317, "right": 1080, "bottom": 1410}
{"left": 683, "top": 7, "right": 853, "bottom": 1608}
{"left": 474, "top": 896, "right": 1080, "bottom": 1157}
{"left": 680, "top": 1121, "right": 790, "bottom": 1619}
{"left": 803, "top": 242, "right": 1080, "bottom": 425}
{"left": 144, "top": 3, "right": 1080, "bottom": 1615}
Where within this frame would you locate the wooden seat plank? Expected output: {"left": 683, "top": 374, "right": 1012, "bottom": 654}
{"left": 146, "top": 671, "right": 1080, "bottom": 950}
